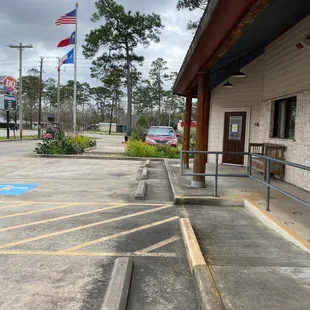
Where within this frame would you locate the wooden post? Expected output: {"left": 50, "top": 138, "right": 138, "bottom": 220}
{"left": 203, "top": 90, "right": 210, "bottom": 165}
{"left": 192, "top": 73, "right": 208, "bottom": 188}
{"left": 182, "top": 91, "right": 192, "bottom": 169}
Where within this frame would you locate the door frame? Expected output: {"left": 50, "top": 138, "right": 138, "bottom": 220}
{"left": 219, "top": 107, "right": 251, "bottom": 166}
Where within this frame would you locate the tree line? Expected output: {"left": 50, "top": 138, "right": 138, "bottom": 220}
{"left": 1, "top": 0, "right": 204, "bottom": 132}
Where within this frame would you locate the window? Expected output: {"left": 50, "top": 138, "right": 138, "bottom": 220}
{"left": 229, "top": 116, "right": 242, "bottom": 141}
{"left": 272, "top": 96, "right": 296, "bottom": 139}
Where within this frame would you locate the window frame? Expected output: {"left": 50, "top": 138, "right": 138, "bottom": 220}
{"left": 272, "top": 96, "right": 296, "bottom": 140}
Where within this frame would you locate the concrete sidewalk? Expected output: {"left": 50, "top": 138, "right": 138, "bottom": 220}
{"left": 165, "top": 159, "right": 310, "bottom": 250}
{"left": 83, "top": 133, "right": 125, "bottom": 154}
{"left": 183, "top": 205, "right": 310, "bottom": 310}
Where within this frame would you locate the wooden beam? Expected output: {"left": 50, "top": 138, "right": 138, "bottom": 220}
{"left": 206, "top": 0, "right": 271, "bottom": 69}
{"left": 182, "top": 91, "right": 192, "bottom": 169}
{"left": 192, "top": 73, "right": 209, "bottom": 188}
{"left": 203, "top": 90, "right": 210, "bottom": 165}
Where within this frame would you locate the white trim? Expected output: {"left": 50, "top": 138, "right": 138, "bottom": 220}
{"left": 219, "top": 107, "right": 251, "bottom": 166}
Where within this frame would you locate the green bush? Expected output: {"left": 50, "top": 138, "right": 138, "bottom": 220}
{"left": 125, "top": 140, "right": 180, "bottom": 158}
{"left": 131, "top": 125, "right": 147, "bottom": 141}
{"left": 34, "top": 135, "right": 96, "bottom": 155}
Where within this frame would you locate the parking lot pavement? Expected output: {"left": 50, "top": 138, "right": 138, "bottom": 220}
{"left": 0, "top": 157, "right": 197, "bottom": 310}
{"left": 0, "top": 157, "right": 142, "bottom": 203}
{"left": 0, "top": 200, "right": 197, "bottom": 310}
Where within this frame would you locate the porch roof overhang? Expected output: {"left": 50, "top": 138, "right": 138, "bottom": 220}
{"left": 174, "top": 0, "right": 310, "bottom": 96}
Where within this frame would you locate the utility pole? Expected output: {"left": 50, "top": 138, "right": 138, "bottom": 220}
{"left": 8, "top": 43, "right": 33, "bottom": 139}
{"left": 38, "top": 57, "right": 43, "bottom": 139}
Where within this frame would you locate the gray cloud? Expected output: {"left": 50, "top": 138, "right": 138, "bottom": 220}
{"left": 0, "top": 0, "right": 200, "bottom": 87}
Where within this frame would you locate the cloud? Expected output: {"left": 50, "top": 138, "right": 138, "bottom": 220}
{"left": 0, "top": 0, "right": 201, "bottom": 87}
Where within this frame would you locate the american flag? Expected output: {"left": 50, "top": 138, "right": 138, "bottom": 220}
{"left": 55, "top": 9, "right": 76, "bottom": 26}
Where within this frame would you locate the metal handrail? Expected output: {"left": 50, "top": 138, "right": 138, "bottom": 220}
{"left": 180, "top": 150, "right": 310, "bottom": 211}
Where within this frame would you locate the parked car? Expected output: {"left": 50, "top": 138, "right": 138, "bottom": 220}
{"left": 145, "top": 126, "right": 179, "bottom": 147}
{"left": 86, "top": 123, "right": 99, "bottom": 130}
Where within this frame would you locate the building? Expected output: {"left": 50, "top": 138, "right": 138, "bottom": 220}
{"left": 174, "top": 0, "right": 310, "bottom": 191}
{"left": 99, "top": 122, "right": 117, "bottom": 132}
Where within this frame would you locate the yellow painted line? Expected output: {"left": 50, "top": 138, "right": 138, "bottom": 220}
{"left": 0, "top": 203, "right": 129, "bottom": 232}
{"left": 136, "top": 236, "right": 180, "bottom": 254}
{"left": 0, "top": 203, "right": 80, "bottom": 219}
{"left": 0, "top": 202, "right": 34, "bottom": 210}
{"left": 61, "top": 216, "right": 179, "bottom": 252}
{"left": 0, "top": 250, "right": 177, "bottom": 258}
{"left": 0, "top": 205, "right": 173, "bottom": 250}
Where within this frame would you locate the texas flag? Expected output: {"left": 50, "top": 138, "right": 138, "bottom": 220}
{"left": 57, "top": 31, "right": 75, "bottom": 48}
{"left": 58, "top": 48, "right": 74, "bottom": 71}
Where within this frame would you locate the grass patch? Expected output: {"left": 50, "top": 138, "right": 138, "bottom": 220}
{"left": 125, "top": 140, "right": 180, "bottom": 159}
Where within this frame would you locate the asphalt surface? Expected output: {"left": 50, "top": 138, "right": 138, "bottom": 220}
{"left": 0, "top": 140, "right": 38, "bottom": 157}
{"left": 183, "top": 205, "right": 310, "bottom": 310}
{"left": 0, "top": 140, "right": 197, "bottom": 310}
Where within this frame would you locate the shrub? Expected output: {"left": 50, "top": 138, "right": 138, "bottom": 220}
{"left": 34, "top": 135, "right": 96, "bottom": 155}
{"left": 131, "top": 125, "right": 147, "bottom": 141}
{"left": 125, "top": 140, "right": 180, "bottom": 158}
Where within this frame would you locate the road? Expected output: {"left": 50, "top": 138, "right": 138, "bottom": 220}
{"left": 0, "top": 140, "right": 37, "bottom": 157}
{"left": 0, "top": 139, "right": 197, "bottom": 309}
{"left": 0, "top": 129, "right": 38, "bottom": 137}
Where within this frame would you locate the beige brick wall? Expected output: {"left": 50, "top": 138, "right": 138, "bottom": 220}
{"left": 207, "top": 16, "right": 310, "bottom": 191}
{"left": 263, "top": 14, "right": 310, "bottom": 100}
{"left": 208, "top": 56, "right": 264, "bottom": 163}
{"left": 259, "top": 92, "right": 310, "bottom": 191}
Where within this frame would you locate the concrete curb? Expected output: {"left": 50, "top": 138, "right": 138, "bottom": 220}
{"left": 34, "top": 154, "right": 165, "bottom": 161}
{"left": 141, "top": 167, "right": 149, "bottom": 180}
{"left": 164, "top": 159, "right": 181, "bottom": 203}
{"left": 244, "top": 199, "right": 310, "bottom": 254}
{"left": 135, "top": 180, "right": 147, "bottom": 200}
{"left": 164, "top": 159, "right": 243, "bottom": 206}
{"left": 84, "top": 146, "right": 97, "bottom": 152}
{"left": 101, "top": 257, "right": 133, "bottom": 310}
{"left": 175, "top": 196, "right": 244, "bottom": 206}
{"left": 180, "top": 218, "right": 224, "bottom": 310}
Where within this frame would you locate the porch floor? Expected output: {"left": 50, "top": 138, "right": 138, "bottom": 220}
{"left": 166, "top": 159, "right": 310, "bottom": 247}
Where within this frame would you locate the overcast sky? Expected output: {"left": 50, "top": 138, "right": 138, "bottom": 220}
{"left": 0, "top": 0, "right": 200, "bottom": 88}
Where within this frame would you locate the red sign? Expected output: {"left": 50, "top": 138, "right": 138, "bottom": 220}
{"left": 180, "top": 121, "right": 196, "bottom": 128}
{"left": 1, "top": 76, "right": 18, "bottom": 93}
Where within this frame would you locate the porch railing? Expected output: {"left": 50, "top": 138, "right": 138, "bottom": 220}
{"left": 180, "top": 150, "right": 310, "bottom": 211}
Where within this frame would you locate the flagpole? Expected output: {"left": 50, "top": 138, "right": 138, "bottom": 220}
{"left": 73, "top": 2, "right": 78, "bottom": 134}
{"left": 57, "top": 58, "right": 61, "bottom": 122}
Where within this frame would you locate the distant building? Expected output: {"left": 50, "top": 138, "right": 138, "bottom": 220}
{"left": 99, "top": 123, "right": 117, "bottom": 132}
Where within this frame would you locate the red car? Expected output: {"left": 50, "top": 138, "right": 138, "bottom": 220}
{"left": 145, "top": 126, "right": 179, "bottom": 147}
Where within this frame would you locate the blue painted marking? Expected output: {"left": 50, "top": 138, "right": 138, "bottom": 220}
{"left": 0, "top": 184, "right": 38, "bottom": 196}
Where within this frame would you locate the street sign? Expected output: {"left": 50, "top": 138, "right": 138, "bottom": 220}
{"left": 0, "top": 94, "right": 16, "bottom": 111}
{"left": 0, "top": 184, "right": 38, "bottom": 196}
{"left": 0, "top": 76, "right": 18, "bottom": 93}
{"left": 4, "top": 95, "right": 16, "bottom": 111}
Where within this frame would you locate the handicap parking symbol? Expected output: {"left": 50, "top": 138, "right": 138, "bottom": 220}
{"left": 0, "top": 184, "right": 38, "bottom": 196}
